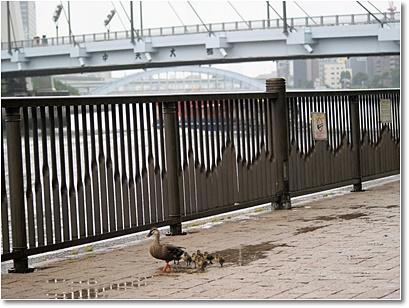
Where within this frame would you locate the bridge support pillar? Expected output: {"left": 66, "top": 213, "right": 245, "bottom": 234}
{"left": 266, "top": 78, "right": 291, "bottom": 210}
{"left": 163, "top": 102, "right": 184, "bottom": 235}
{"left": 5, "top": 107, "right": 33, "bottom": 273}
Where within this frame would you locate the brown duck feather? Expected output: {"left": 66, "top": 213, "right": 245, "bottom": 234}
{"left": 148, "top": 228, "right": 185, "bottom": 263}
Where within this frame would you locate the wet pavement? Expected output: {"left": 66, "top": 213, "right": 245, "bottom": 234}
{"left": 1, "top": 177, "right": 400, "bottom": 299}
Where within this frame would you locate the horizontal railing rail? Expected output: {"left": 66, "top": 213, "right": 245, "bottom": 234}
{"left": 1, "top": 11, "right": 400, "bottom": 50}
{"left": 1, "top": 84, "right": 400, "bottom": 273}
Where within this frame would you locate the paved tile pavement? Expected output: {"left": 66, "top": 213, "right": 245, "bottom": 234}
{"left": 1, "top": 179, "right": 400, "bottom": 300}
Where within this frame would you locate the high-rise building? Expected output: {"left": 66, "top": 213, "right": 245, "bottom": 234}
{"left": 1, "top": 2, "right": 25, "bottom": 44}
{"left": 19, "top": 1, "right": 36, "bottom": 41}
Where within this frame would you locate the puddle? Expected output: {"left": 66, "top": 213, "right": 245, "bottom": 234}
{"left": 294, "top": 225, "right": 329, "bottom": 235}
{"left": 302, "top": 212, "right": 368, "bottom": 222}
{"left": 46, "top": 276, "right": 154, "bottom": 299}
{"left": 337, "top": 213, "right": 367, "bottom": 220}
{"left": 212, "top": 241, "right": 292, "bottom": 266}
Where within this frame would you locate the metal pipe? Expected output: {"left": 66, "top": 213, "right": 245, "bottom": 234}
{"left": 5, "top": 107, "right": 33, "bottom": 273}
{"left": 130, "top": 1, "right": 135, "bottom": 43}
{"left": 282, "top": 1, "right": 288, "bottom": 35}
{"left": 266, "top": 78, "right": 291, "bottom": 209}
{"left": 267, "top": 1, "right": 270, "bottom": 27}
{"left": 163, "top": 102, "right": 183, "bottom": 235}
{"left": 350, "top": 95, "right": 363, "bottom": 191}
{"left": 139, "top": 1, "right": 143, "bottom": 37}
{"left": 68, "top": 1, "right": 72, "bottom": 43}
{"left": 7, "top": 1, "right": 12, "bottom": 54}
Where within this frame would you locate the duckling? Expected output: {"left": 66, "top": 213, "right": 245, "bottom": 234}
{"left": 214, "top": 254, "right": 225, "bottom": 267}
{"left": 196, "top": 250, "right": 204, "bottom": 258}
{"left": 196, "top": 256, "right": 208, "bottom": 272}
{"left": 203, "top": 251, "right": 214, "bottom": 264}
{"left": 182, "top": 252, "right": 192, "bottom": 266}
{"left": 191, "top": 253, "right": 197, "bottom": 268}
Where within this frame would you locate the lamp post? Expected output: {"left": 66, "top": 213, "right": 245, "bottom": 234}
{"left": 104, "top": 9, "right": 116, "bottom": 38}
{"left": 52, "top": 4, "right": 63, "bottom": 43}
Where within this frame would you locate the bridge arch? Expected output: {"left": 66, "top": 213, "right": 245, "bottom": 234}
{"left": 90, "top": 66, "right": 265, "bottom": 95}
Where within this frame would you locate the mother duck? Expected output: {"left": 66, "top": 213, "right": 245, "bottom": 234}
{"left": 146, "top": 227, "right": 185, "bottom": 272}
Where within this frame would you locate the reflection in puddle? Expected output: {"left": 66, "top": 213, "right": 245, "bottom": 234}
{"left": 302, "top": 212, "right": 368, "bottom": 222}
{"left": 213, "top": 241, "right": 291, "bottom": 266}
{"left": 295, "top": 225, "right": 329, "bottom": 235}
{"left": 46, "top": 276, "right": 153, "bottom": 299}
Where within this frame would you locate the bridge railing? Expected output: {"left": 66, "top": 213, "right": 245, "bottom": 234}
{"left": 1, "top": 83, "right": 400, "bottom": 272}
{"left": 1, "top": 11, "right": 400, "bottom": 51}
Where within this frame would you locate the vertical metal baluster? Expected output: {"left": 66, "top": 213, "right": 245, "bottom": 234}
{"left": 204, "top": 100, "right": 211, "bottom": 210}
{"left": 247, "top": 98, "right": 255, "bottom": 198}
{"left": 104, "top": 104, "right": 116, "bottom": 231}
{"left": 125, "top": 103, "right": 137, "bottom": 226}
{"left": 193, "top": 100, "right": 202, "bottom": 213}
{"left": 306, "top": 96, "right": 312, "bottom": 154}
{"left": 159, "top": 103, "right": 169, "bottom": 219}
{"left": 58, "top": 106, "right": 70, "bottom": 241}
{"left": 329, "top": 96, "right": 335, "bottom": 151}
{"left": 111, "top": 104, "right": 123, "bottom": 229}
{"left": 180, "top": 101, "right": 190, "bottom": 215}
{"left": 293, "top": 98, "right": 299, "bottom": 152}
{"left": 22, "top": 108, "right": 36, "bottom": 247}
{"left": 250, "top": 98, "right": 256, "bottom": 163}
{"left": 97, "top": 105, "right": 108, "bottom": 233}
{"left": 239, "top": 98, "right": 247, "bottom": 201}
{"left": 394, "top": 92, "right": 398, "bottom": 139}
{"left": 132, "top": 103, "right": 143, "bottom": 226}
{"left": 40, "top": 107, "right": 53, "bottom": 244}
{"left": 214, "top": 99, "right": 223, "bottom": 207}
{"left": 118, "top": 104, "right": 130, "bottom": 228}
{"left": 198, "top": 100, "right": 207, "bottom": 211}
{"left": 66, "top": 106, "right": 78, "bottom": 240}
{"left": 89, "top": 105, "right": 101, "bottom": 235}
{"left": 186, "top": 100, "right": 195, "bottom": 213}
{"left": 1, "top": 121, "right": 10, "bottom": 253}
{"left": 146, "top": 102, "right": 156, "bottom": 224}
{"left": 139, "top": 103, "right": 149, "bottom": 224}
{"left": 73, "top": 106, "right": 85, "bottom": 238}
{"left": 300, "top": 96, "right": 307, "bottom": 157}
{"left": 209, "top": 99, "right": 216, "bottom": 208}
{"left": 236, "top": 99, "right": 242, "bottom": 162}
{"left": 32, "top": 107, "right": 45, "bottom": 246}
{"left": 152, "top": 102, "right": 163, "bottom": 221}
{"left": 81, "top": 105, "right": 93, "bottom": 236}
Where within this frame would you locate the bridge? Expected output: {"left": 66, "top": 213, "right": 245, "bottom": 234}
{"left": 1, "top": 11, "right": 400, "bottom": 78}
{"left": 90, "top": 66, "right": 265, "bottom": 95}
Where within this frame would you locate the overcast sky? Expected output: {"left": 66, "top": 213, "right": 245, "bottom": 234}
{"left": 34, "top": 0, "right": 398, "bottom": 77}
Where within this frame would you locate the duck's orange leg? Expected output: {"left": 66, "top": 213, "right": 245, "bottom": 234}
{"left": 161, "top": 262, "right": 171, "bottom": 272}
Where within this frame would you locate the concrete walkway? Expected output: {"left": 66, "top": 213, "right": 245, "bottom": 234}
{"left": 1, "top": 179, "right": 400, "bottom": 300}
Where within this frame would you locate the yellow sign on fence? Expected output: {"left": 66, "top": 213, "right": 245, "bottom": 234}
{"left": 380, "top": 99, "right": 392, "bottom": 123}
{"left": 311, "top": 112, "right": 328, "bottom": 141}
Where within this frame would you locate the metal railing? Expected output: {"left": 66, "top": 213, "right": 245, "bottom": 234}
{"left": 1, "top": 11, "right": 400, "bottom": 51}
{"left": 1, "top": 83, "right": 400, "bottom": 272}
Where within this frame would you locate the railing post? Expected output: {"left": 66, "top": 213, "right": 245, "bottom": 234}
{"left": 266, "top": 78, "right": 291, "bottom": 210}
{"left": 5, "top": 107, "right": 33, "bottom": 273}
{"left": 163, "top": 102, "right": 183, "bottom": 235}
{"left": 350, "top": 95, "right": 363, "bottom": 192}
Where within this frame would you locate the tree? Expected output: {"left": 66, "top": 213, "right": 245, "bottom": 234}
{"left": 54, "top": 80, "right": 80, "bottom": 95}
{"left": 352, "top": 72, "right": 369, "bottom": 88}
{"left": 340, "top": 70, "right": 352, "bottom": 88}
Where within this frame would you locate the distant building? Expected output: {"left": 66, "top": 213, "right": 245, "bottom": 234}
{"left": 19, "top": 1, "right": 36, "bottom": 41}
{"left": 349, "top": 57, "right": 368, "bottom": 74}
{"left": 367, "top": 56, "right": 400, "bottom": 76}
{"left": 1, "top": 2, "right": 25, "bottom": 44}
{"left": 276, "top": 60, "right": 293, "bottom": 87}
{"left": 321, "top": 58, "right": 351, "bottom": 89}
